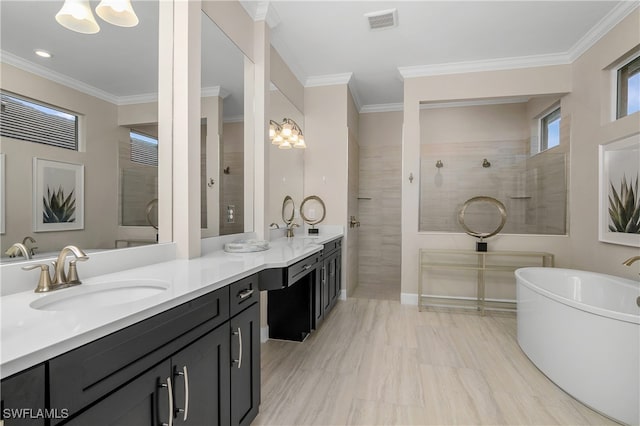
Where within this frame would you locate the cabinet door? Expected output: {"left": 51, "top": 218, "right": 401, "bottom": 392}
{"left": 334, "top": 250, "right": 342, "bottom": 306}
{"left": 64, "top": 361, "right": 172, "bottom": 426}
{"left": 322, "top": 260, "right": 331, "bottom": 313}
{"left": 313, "top": 266, "right": 324, "bottom": 329}
{"left": 1, "top": 365, "right": 45, "bottom": 426}
{"left": 229, "top": 303, "right": 260, "bottom": 426}
{"left": 172, "top": 325, "right": 231, "bottom": 426}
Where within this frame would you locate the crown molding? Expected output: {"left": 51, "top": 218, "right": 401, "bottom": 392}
{"left": 1, "top": 50, "right": 120, "bottom": 104}
{"left": 419, "top": 97, "right": 530, "bottom": 110}
{"left": 202, "top": 86, "right": 230, "bottom": 99}
{"left": 305, "top": 72, "right": 353, "bottom": 87}
{"left": 398, "top": 52, "right": 570, "bottom": 80}
{"left": 240, "top": 1, "right": 280, "bottom": 28}
{"left": 360, "top": 103, "right": 404, "bottom": 113}
{"left": 118, "top": 93, "right": 158, "bottom": 105}
{"left": 568, "top": 1, "right": 639, "bottom": 62}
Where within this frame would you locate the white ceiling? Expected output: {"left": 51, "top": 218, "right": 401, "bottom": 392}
{"left": 1, "top": 1, "right": 637, "bottom": 114}
{"left": 251, "top": 0, "right": 637, "bottom": 111}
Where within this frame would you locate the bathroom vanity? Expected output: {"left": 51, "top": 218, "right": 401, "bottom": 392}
{"left": 260, "top": 237, "right": 342, "bottom": 341}
{"left": 1, "top": 274, "right": 259, "bottom": 426}
{"left": 0, "top": 232, "right": 342, "bottom": 426}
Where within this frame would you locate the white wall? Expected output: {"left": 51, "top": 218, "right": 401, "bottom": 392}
{"left": 402, "top": 9, "right": 640, "bottom": 302}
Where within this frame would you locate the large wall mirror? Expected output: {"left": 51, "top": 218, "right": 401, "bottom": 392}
{"left": 0, "top": 0, "right": 162, "bottom": 262}
{"left": 268, "top": 85, "right": 304, "bottom": 226}
{"left": 419, "top": 95, "right": 568, "bottom": 235}
{"left": 200, "top": 10, "right": 251, "bottom": 238}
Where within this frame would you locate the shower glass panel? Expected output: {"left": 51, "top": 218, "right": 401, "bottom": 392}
{"left": 419, "top": 148, "right": 566, "bottom": 235}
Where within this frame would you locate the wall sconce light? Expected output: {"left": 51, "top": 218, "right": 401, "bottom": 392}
{"left": 436, "top": 160, "right": 443, "bottom": 168}
{"left": 269, "top": 118, "right": 306, "bottom": 149}
{"left": 56, "top": 0, "right": 139, "bottom": 34}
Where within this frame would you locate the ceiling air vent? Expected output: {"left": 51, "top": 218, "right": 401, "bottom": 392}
{"left": 365, "top": 8, "right": 398, "bottom": 31}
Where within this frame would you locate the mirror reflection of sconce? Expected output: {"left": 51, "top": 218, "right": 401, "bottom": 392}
{"left": 482, "top": 158, "right": 491, "bottom": 168}
{"left": 269, "top": 118, "right": 306, "bottom": 149}
{"left": 223, "top": 166, "right": 230, "bottom": 175}
{"left": 436, "top": 160, "right": 443, "bottom": 168}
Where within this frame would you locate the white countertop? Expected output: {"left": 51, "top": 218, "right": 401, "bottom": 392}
{"left": 0, "top": 233, "right": 342, "bottom": 379}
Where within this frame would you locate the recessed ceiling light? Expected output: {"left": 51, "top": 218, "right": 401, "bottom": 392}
{"left": 34, "top": 49, "right": 53, "bottom": 59}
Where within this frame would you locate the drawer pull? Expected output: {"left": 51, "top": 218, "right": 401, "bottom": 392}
{"left": 159, "top": 377, "right": 174, "bottom": 426}
{"left": 238, "top": 288, "right": 254, "bottom": 299}
{"left": 176, "top": 366, "right": 189, "bottom": 421}
{"left": 232, "top": 327, "right": 243, "bottom": 369}
{"left": 303, "top": 264, "right": 311, "bottom": 270}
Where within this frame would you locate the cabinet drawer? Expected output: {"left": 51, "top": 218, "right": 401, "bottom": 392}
{"left": 49, "top": 286, "right": 230, "bottom": 420}
{"left": 287, "top": 253, "right": 321, "bottom": 286}
{"left": 230, "top": 274, "right": 259, "bottom": 317}
{"left": 323, "top": 238, "right": 341, "bottom": 255}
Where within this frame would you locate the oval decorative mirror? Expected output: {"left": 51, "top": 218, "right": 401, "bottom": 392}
{"left": 458, "top": 196, "right": 507, "bottom": 251}
{"left": 300, "top": 195, "right": 326, "bottom": 225}
{"left": 282, "top": 195, "right": 295, "bottom": 226}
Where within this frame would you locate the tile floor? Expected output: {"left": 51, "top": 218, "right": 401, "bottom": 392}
{"left": 253, "top": 298, "right": 616, "bottom": 425}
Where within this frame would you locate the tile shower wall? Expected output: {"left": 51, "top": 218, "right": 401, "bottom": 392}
{"left": 419, "top": 103, "right": 567, "bottom": 235}
{"left": 358, "top": 144, "right": 402, "bottom": 299}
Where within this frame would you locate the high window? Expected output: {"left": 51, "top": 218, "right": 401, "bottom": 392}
{"left": 0, "top": 91, "right": 78, "bottom": 150}
{"left": 617, "top": 55, "right": 640, "bottom": 119}
{"left": 130, "top": 131, "right": 158, "bottom": 166}
{"left": 540, "top": 107, "right": 561, "bottom": 152}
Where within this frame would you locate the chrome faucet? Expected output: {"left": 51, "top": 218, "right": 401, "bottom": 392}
{"left": 22, "top": 236, "right": 37, "bottom": 256}
{"left": 5, "top": 243, "right": 31, "bottom": 259}
{"left": 622, "top": 256, "right": 640, "bottom": 267}
{"left": 285, "top": 223, "right": 299, "bottom": 238}
{"left": 22, "top": 245, "right": 89, "bottom": 292}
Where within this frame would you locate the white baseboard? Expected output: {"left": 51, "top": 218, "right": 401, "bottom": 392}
{"left": 260, "top": 326, "right": 269, "bottom": 343}
{"left": 340, "top": 289, "right": 347, "bottom": 300}
{"left": 401, "top": 293, "right": 418, "bottom": 305}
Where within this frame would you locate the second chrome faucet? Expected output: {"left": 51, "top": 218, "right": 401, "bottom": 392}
{"left": 22, "top": 245, "right": 89, "bottom": 292}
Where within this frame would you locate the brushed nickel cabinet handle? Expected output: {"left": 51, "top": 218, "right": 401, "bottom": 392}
{"left": 159, "top": 376, "right": 174, "bottom": 426}
{"left": 176, "top": 366, "right": 189, "bottom": 421}
{"left": 232, "top": 327, "right": 243, "bottom": 369}
{"left": 238, "top": 288, "right": 254, "bottom": 299}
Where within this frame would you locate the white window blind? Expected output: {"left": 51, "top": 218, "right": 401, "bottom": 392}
{"left": 0, "top": 91, "right": 78, "bottom": 150}
{"left": 130, "top": 131, "right": 158, "bottom": 166}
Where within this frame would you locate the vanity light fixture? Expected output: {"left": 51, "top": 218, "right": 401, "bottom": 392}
{"left": 96, "top": 0, "right": 139, "bottom": 27}
{"left": 55, "top": 0, "right": 100, "bottom": 34}
{"left": 55, "top": 0, "right": 139, "bottom": 34}
{"left": 269, "top": 118, "right": 306, "bottom": 149}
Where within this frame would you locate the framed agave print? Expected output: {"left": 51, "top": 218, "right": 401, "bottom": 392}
{"left": 33, "top": 158, "right": 84, "bottom": 232}
{"left": 599, "top": 134, "right": 640, "bottom": 247}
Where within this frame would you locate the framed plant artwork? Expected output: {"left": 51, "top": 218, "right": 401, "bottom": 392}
{"left": 33, "top": 158, "right": 84, "bottom": 232}
{"left": 599, "top": 134, "right": 640, "bottom": 247}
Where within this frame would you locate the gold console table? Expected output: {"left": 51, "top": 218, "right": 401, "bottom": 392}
{"left": 418, "top": 249, "right": 554, "bottom": 315}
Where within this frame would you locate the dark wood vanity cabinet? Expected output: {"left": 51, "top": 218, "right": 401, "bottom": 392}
{"left": 1, "top": 274, "right": 260, "bottom": 426}
{"left": 264, "top": 238, "right": 342, "bottom": 338}
{"left": 317, "top": 238, "right": 342, "bottom": 326}
{"left": 0, "top": 364, "right": 46, "bottom": 426}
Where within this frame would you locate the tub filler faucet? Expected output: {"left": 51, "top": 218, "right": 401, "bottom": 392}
{"left": 5, "top": 243, "right": 31, "bottom": 259}
{"left": 622, "top": 256, "right": 640, "bottom": 267}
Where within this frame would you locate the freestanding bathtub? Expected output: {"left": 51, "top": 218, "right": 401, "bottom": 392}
{"left": 516, "top": 267, "right": 640, "bottom": 425}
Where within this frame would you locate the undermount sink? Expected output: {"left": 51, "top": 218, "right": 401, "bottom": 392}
{"left": 30, "top": 279, "right": 170, "bottom": 311}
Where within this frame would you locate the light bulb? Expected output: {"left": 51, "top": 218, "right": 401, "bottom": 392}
{"left": 279, "top": 140, "right": 292, "bottom": 149}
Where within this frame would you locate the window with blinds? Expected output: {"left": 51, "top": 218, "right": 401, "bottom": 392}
{"left": 0, "top": 91, "right": 78, "bottom": 150}
{"left": 130, "top": 131, "right": 158, "bottom": 166}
